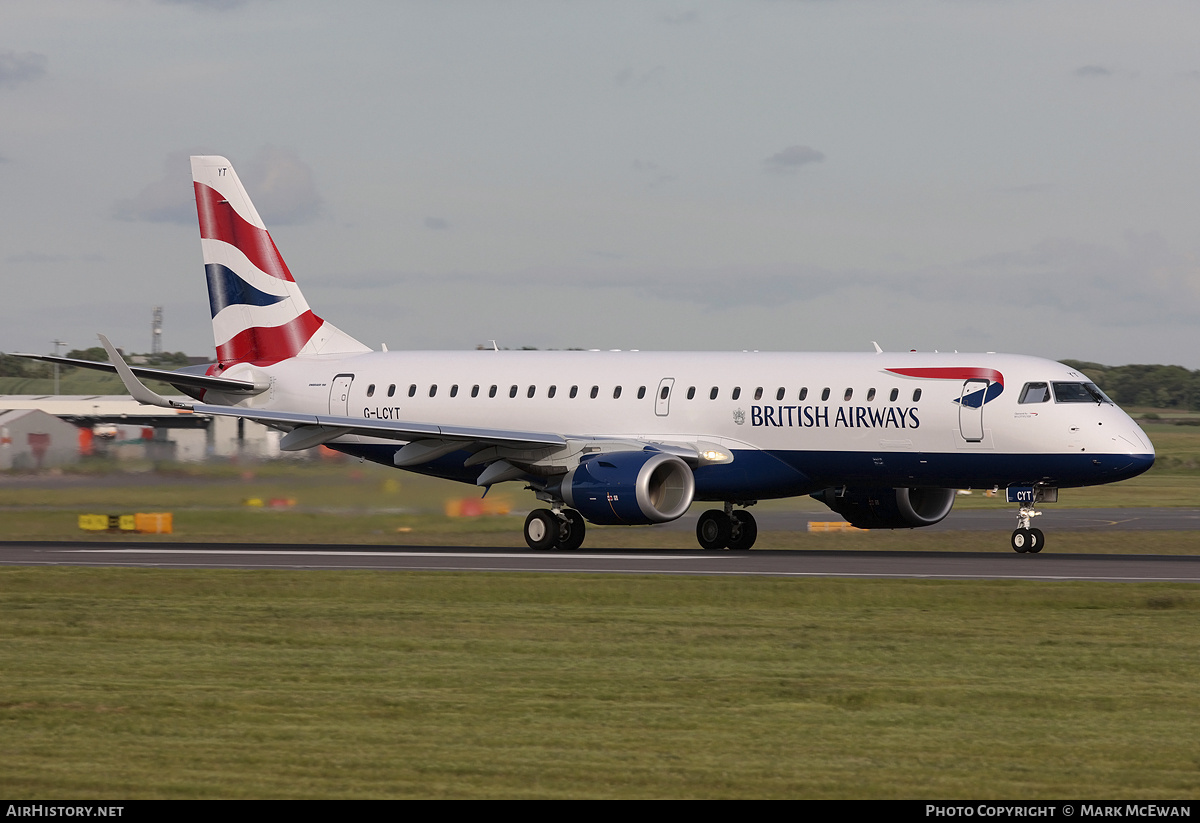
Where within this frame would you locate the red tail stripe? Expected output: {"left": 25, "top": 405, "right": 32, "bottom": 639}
{"left": 885, "top": 367, "right": 1004, "bottom": 386}
{"left": 194, "top": 182, "right": 295, "bottom": 282}
{"left": 216, "top": 311, "right": 324, "bottom": 366}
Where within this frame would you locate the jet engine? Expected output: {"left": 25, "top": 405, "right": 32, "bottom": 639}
{"left": 812, "top": 486, "right": 956, "bottom": 529}
{"left": 560, "top": 451, "right": 695, "bottom": 525}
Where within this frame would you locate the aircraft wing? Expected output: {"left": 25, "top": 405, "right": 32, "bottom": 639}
{"left": 93, "top": 334, "right": 565, "bottom": 453}
{"left": 94, "top": 335, "right": 722, "bottom": 477}
{"left": 190, "top": 402, "right": 567, "bottom": 451}
{"left": 7, "top": 352, "right": 266, "bottom": 395}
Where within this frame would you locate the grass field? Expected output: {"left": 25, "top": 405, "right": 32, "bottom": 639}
{"left": 2, "top": 423, "right": 1198, "bottom": 798}
{"left": 2, "top": 569, "right": 1198, "bottom": 799}
{"left": 0, "top": 425, "right": 1197, "bottom": 548}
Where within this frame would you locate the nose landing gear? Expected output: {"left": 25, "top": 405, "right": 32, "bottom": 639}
{"left": 1007, "top": 485, "right": 1054, "bottom": 553}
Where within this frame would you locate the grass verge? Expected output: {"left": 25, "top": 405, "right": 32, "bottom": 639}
{"left": 2, "top": 568, "right": 1198, "bottom": 799}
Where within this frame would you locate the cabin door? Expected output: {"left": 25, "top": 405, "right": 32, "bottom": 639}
{"left": 329, "top": 374, "right": 354, "bottom": 416}
{"left": 958, "top": 379, "right": 987, "bottom": 442}
{"left": 655, "top": 378, "right": 675, "bottom": 417}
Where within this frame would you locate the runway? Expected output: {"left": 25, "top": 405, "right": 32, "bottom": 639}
{"left": 663, "top": 507, "right": 1200, "bottom": 533}
{"left": 3, "top": 540, "right": 1200, "bottom": 582}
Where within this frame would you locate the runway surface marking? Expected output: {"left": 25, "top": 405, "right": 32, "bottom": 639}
{"left": 27, "top": 559, "right": 1200, "bottom": 582}
{"left": 62, "top": 549, "right": 704, "bottom": 561}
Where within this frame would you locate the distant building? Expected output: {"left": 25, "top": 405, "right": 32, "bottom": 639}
{"left": 0, "top": 396, "right": 281, "bottom": 463}
{"left": 0, "top": 409, "right": 81, "bottom": 470}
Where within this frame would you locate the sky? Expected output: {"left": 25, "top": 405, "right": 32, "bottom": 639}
{"left": 3, "top": 0, "right": 1200, "bottom": 367}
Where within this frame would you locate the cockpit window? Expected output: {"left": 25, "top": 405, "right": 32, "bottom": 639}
{"left": 1052, "top": 381, "right": 1112, "bottom": 404}
{"left": 1018, "top": 382, "right": 1050, "bottom": 404}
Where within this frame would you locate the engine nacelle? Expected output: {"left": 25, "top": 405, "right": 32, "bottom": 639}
{"left": 561, "top": 451, "right": 695, "bottom": 525}
{"left": 812, "top": 486, "right": 956, "bottom": 529}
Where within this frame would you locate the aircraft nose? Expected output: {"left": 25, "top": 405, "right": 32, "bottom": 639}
{"left": 1121, "top": 420, "right": 1154, "bottom": 456}
{"left": 1102, "top": 418, "right": 1155, "bottom": 480}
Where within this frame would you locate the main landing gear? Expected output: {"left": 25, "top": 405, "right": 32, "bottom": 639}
{"left": 524, "top": 508, "right": 586, "bottom": 551}
{"left": 696, "top": 504, "right": 758, "bottom": 551}
{"left": 523, "top": 504, "right": 759, "bottom": 551}
{"left": 1010, "top": 503, "right": 1044, "bottom": 554}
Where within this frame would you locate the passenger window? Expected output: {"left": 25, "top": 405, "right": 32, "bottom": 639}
{"left": 889, "top": 388, "right": 898, "bottom": 402}
{"left": 732, "top": 387, "right": 741, "bottom": 400}
{"left": 660, "top": 386, "right": 669, "bottom": 400}
{"left": 591, "top": 386, "right": 599, "bottom": 399}
{"left": 527, "top": 385, "right": 535, "bottom": 398}
{"left": 710, "top": 387, "right": 718, "bottom": 400}
{"left": 408, "top": 384, "right": 416, "bottom": 397}
{"left": 844, "top": 388, "right": 853, "bottom": 401}
{"left": 429, "top": 385, "right": 437, "bottom": 397}
{"left": 613, "top": 386, "right": 622, "bottom": 399}
{"left": 450, "top": 384, "right": 459, "bottom": 398}
{"left": 548, "top": 385, "right": 557, "bottom": 398}
{"left": 798, "top": 387, "right": 808, "bottom": 401}
{"left": 471, "top": 385, "right": 480, "bottom": 398}
{"left": 754, "top": 387, "right": 763, "bottom": 401}
{"left": 821, "top": 388, "right": 830, "bottom": 401}
{"left": 913, "top": 388, "right": 922, "bottom": 402}
{"left": 1019, "top": 382, "right": 1050, "bottom": 403}
{"left": 776, "top": 388, "right": 785, "bottom": 401}
{"left": 489, "top": 385, "right": 497, "bottom": 398}
{"left": 687, "top": 386, "right": 696, "bottom": 400}
{"left": 637, "top": 386, "right": 646, "bottom": 399}
{"left": 366, "top": 384, "right": 375, "bottom": 398}
{"left": 867, "top": 388, "right": 876, "bottom": 401}
{"left": 509, "top": 385, "right": 518, "bottom": 398}
{"left": 570, "top": 385, "right": 579, "bottom": 398}
{"left": 387, "top": 384, "right": 396, "bottom": 397}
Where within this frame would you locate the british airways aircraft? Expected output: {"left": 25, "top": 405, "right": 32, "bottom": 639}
{"left": 24, "top": 156, "right": 1155, "bottom": 553}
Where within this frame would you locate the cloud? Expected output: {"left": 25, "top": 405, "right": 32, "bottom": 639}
{"left": 615, "top": 65, "right": 667, "bottom": 89}
{"left": 658, "top": 11, "right": 699, "bottom": 26}
{"left": 0, "top": 52, "right": 48, "bottom": 89}
{"left": 1074, "top": 65, "right": 1113, "bottom": 78}
{"left": 241, "top": 145, "right": 323, "bottom": 225}
{"left": 632, "top": 159, "right": 677, "bottom": 188}
{"left": 157, "top": 0, "right": 251, "bottom": 10}
{"left": 115, "top": 145, "right": 322, "bottom": 226}
{"left": 361, "top": 232, "right": 1200, "bottom": 330}
{"left": 763, "top": 145, "right": 825, "bottom": 174}
{"left": 113, "top": 150, "right": 199, "bottom": 224}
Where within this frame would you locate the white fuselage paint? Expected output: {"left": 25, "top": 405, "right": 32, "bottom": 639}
{"left": 207, "top": 349, "right": 1153, "bottom": 498}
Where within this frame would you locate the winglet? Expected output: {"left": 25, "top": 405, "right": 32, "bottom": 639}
{"left": 98, "top": 334, "right": 193, "bottom": 410}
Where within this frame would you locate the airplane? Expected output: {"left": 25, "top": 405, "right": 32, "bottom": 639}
{"left": 15, "top": 155, "right": 1156, "bottom": 553}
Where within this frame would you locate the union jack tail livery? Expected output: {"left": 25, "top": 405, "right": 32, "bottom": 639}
{"left": 191, "top": 156, "right": 369, "bottom": 367}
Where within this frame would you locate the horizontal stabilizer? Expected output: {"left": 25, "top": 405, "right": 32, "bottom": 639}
{"left": 7, "top": 352, "right": 267, "bottom": 395}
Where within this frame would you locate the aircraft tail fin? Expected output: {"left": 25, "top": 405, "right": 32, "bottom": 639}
{"left": 191, "top": 155, "right": 369, "bottom": 367}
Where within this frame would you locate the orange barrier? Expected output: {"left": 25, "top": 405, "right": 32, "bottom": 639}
{"left": 444, "top": 497, "right": 512, "bottom": 517}
{"left": 78, "top": 513, "right": 173, "bottom": 534}
{"left": 806, "top": 521, "right": 865, "bottom": 533}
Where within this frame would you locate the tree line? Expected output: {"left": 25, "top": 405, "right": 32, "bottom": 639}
{"left": 0, "top": 348, "right": 190, "bottom": 379}
{"left": 2, "top": 349, "right": 1197, "bottom": 412}
{"left": 1060, "top": 360, "right": 1200, "bottom": 411}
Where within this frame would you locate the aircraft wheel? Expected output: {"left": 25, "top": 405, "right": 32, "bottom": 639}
{"left": 727, "top": 510, "right": 758, "bottom": 551}
{"left": 1027, "top": 528, "right": 1045, "bottom": 554}
{"left": 1011, "top": 528, "right": 1031, "bottom": 553}
{"left": 524, "top": 509, "right": 559, "bottom": 551}
{"left": 696, "top": 509, "right": 732, "bottom": 550}
{"left": 558, "top": 510, "right": 586, "bottom": 551}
